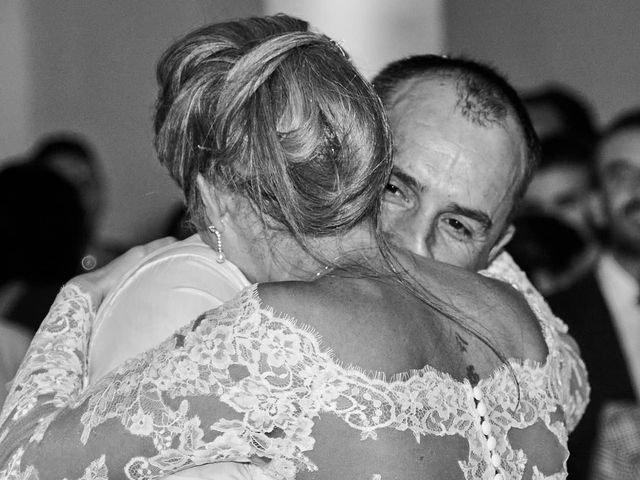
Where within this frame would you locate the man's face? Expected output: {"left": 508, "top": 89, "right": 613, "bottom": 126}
{"left": 380, "top": 79, "right": 525, "bottom": 271}
{"left": 596, "top": 128, "right": 640, "bottom": 254}
{"left": 525, "top": 102, "right": 564, "bottom": 139}
{"left": 524, "top": 163, "right": 593, "bottom": 236}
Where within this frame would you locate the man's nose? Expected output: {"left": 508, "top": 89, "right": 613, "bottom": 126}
{"left": 395, "top": 216, "right": 433, "bottom": 259}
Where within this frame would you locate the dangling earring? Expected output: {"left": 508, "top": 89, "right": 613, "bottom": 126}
{"left": 207, "top": 225, "right": 226, "bottom": 263}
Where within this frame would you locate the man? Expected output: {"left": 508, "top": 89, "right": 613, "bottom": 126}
{"left": 373, "top": 55, "right": 588, "bottom": 472}
{"left": 373, "top": 55, "right": 538, "bottom": 271}
{"left": 548, "top": 110, "right": 640, "bottom": 479}
{"left": 519, "top": 135, "right": 598, "bottom": 295}
{"left": 524, "top": 134, "right": 595, "bottom": 239}
{"left": 522, "top": 84, "right": 597, "bottom": 147}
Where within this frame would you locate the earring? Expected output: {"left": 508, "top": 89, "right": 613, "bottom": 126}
{"left": 207, "top": 225, "right": 226, "bottom": 263}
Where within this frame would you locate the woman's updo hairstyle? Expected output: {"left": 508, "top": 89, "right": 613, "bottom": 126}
{"left": 154, "top": 15, "right": 392, "bottom": 244}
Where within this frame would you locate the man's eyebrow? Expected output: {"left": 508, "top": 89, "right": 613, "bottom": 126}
{"left": 447, "top": 203, "right": 493, "bottom": 232}
{"left": 391, "top": 167, "right": 426, "bottom": 192}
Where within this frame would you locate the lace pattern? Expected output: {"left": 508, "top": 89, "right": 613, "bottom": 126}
{"left": 77, "top": 285, "right": 570, "bottom": 480}
{"left": 481, "top": 252, "right": 590, "bottom": 433}
{"left": 0, "top": 284, "right": 92, "bottom": 429}
{"left": 0, "top": 263, "right": 585, "bottom": 479}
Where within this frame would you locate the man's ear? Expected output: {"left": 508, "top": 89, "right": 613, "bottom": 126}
{"left": 196, "top": 174, "right": 228, "bottom": 229}
{"left": 488, "top": 224, "right": 515, "bottom": 264}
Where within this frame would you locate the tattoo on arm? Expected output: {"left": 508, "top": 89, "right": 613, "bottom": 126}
{"left": 455, "top": 333, "right": 468, "bottom": 352}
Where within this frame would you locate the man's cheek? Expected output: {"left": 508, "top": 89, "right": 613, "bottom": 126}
{"left": 431, "top": 241, "right": 475, "bottom": 269}
{"left": 379, "top": 206, "right": 395, "bottom": 231}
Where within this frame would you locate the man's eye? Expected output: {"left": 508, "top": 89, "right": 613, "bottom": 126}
{"left": 383, "top": 182, "right": 408, "bottom": 204}
{"left": 444, "top": 218, "right": 472, "bottom": 238}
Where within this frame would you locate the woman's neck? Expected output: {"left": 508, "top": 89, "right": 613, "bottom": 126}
{"left": 254, "top": 223, "right": 380, "bottom": 283}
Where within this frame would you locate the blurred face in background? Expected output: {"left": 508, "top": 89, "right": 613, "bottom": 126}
{"left": 596, "top": 128, "right": 640, "bottom": 255}
{"left": 524, "top": 162, "right": 593, "bottom": 236}
{"left": 526, "top": 102, "right": 565, "bottom": 140}
{"left": 380, "top": 79, "right": 525, "bottom": 271}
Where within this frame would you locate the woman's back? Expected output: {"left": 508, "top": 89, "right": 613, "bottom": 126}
{"left": 251, "top": 256, "right": 566, "bottom": 479}
{"left": 0, "top": 250, "right": 571, "bottom": 480}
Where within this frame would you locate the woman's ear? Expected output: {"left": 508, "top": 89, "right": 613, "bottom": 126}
{"left": 197, "top": 174, "right": 229, "bottom": 229}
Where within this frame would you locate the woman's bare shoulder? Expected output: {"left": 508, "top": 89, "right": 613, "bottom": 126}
{"left": 257, "top": 253, "right": 549, "bottom": 369}
{"left": 386, "top": 249, "right": 549, "bottom": 362}
{"left": 256, "top": 277, "right": 441, "bottom": 376}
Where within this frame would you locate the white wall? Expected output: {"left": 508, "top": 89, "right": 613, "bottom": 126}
{"left": 1, "top": 1, "right": 444, "bottom": 246}
{"left": 265, "top": 0, "right": 444, "bottom": 79}
{"left": 1, "top": 0, "right": 261, "bottom": 246}
{"left": 0, "top": 1, "right": 31, "bottom": 162}
{"left": 446, "top": 0, "right": 640, "bottom": 126}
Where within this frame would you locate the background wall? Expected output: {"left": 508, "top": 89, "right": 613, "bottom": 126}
{"left": 445, "top": 0, "right": 640, "bottom": 126}
{"left": 265, "top": 0, "right": 444, "bottom": 79}
{"left": 1, "top": 0, "right": 260, "bottom": 246}
{"left": 0, "top": 0, "right": 443, "bottom": 247}
{"left": 0, "top": 2, "right": 30, "bottom": 161}
{"left": 3, "top": 2, "right": 639, "bottom": 247}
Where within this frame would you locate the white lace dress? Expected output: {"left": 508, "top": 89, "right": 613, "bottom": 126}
{"left": 0, "top": 253, "right": 588, "bottom": 480}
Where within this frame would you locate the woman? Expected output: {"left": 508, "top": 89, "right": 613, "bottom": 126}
{"left": 1, "top": 15, "right": 577, "bottom": 480}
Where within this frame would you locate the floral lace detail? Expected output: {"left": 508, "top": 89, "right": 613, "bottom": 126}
{"left": 74, "top": 284, "right": 568, "bottom": 480}
{"left": 532, "top": 466, "right": 564, "bottom": 480}
{"left": 71, "top": 456, "right": 108, "bottom": 480}
{"left": 481, "top": 252, "right": 590, "bottom": 433}
{"left": 0, "top": 450, "right": 36, "bottom": 480}
{"left": 1, "top": 451, "right": 108, "bottom": 480}
{"left": 0, "top": 284, "right": 92, "bottom": 429}
{"left": 77, "top": 288, "right": 328, "bottom": 480}
{"left": 0, "top": 285, "right": 94, "bottom": 480}
{"left": 0, "top": 278, "right": 578, "bottom": 480}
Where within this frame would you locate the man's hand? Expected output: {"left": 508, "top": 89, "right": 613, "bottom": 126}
{"left": 70, "top": 237, "right": 176, "bottom": 307}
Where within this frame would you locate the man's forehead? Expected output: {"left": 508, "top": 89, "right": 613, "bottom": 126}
{"left": 388, "top": 77, "right": 457, "bottom": 124}
{"left": 394, "top": 80, "right": 523, "bottom": 163}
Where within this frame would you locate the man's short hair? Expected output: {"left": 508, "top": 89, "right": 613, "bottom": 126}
{"left": 372, "top": 55, "right": 540, "bottom": 204}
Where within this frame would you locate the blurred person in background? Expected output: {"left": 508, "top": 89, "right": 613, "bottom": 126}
{"left": 0, "top": 162, "right": 88, "bottom": 332}
{"left": 520, "top": 134, "right": 599, "bottom": 293}
{"left": 0, "top": 162, "right": 86, "bottom": 403}
{"left": 523, "top": 83, "right": 598, "bottom": 146}
{"left": 506, "top": 210, "right": 591, "bottom": 295}
{"left": 28, "top": 133, "right": 124, "bottom": 271}
{"left": 524, "top": 134, "right": 597, "bottom": 240}
{"left": 548, "top": 109, "right": 640, "bottom": 480}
